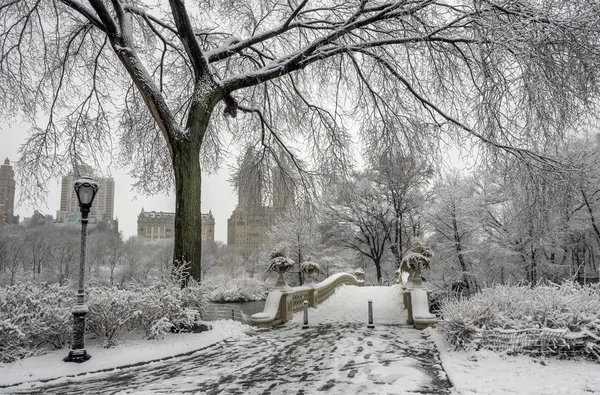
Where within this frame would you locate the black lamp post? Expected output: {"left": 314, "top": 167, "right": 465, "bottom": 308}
{"left": 64, "top": 176, "right": 98, "bottom": 363}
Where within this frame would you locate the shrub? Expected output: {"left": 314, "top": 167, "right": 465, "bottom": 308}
{"left": 0, "top": 268, "right": 209, "bottom": 361}
{"left": 0, "top": 283, "right": 73, "bottom": 363}
{"left": 86, "top": 286, "right": 141, "bottom": 347}
{"left": 129, "top": 266, "right": 207, "bottom": 339}
{"left": 438, "top": 282, "right": 600, "bottom": 360}
{"left": 205, "top": 276, "right": 267, "bottom": 303}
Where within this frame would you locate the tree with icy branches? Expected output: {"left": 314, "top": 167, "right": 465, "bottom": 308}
{"left": 2, "top": 0, "right": 600, "bottom": 283}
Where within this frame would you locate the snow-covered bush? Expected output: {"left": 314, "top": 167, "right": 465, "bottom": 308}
{"left": 129, "top": 282, "right": 196, "bottom": 339}
{"left": 89, "top": 276, "right": 207, "bottom": 345}
{"left": 86, "top": 286, "right": 141, "bottom": 347}
{"left": 0, "top": 283, "right": 72, "bottom": 363}
{"left": 128, "top": 266, "right": 207, "bottom": 340}
{"left": 203, "top": 252, "right": 267, "bottom": 302}
{"left": 206, "top": 276, "right": 267, "bottom": 302}
{"left": 439, "top": 282, "right": 600, "bottom": 360}
{"left": 0, "top": 319, "right": 28, "bottom": 363}
{"left": 0, "top": 265, "right": 209, "bottom": 360}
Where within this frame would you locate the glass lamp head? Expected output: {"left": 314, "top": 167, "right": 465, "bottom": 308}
{"left": 74, "top": 176, "right": 99, "bottom": 209}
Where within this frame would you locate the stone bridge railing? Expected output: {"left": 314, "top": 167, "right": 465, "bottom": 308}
{"left": 250, "top": 273, "right": 364, "bottom": 328}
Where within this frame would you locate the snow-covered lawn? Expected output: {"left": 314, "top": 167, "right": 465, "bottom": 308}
{"left": 431, "top": 329, "right": 600, "bottom": 395}
{"left": 0, "top": 320, "right": 251, "bottom": 388}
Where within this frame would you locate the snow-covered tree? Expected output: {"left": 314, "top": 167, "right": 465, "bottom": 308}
{"left": 427, "top": 172, "right": 482, "bottom": 292}
{"left": 46, "top": 227, "right": 79, "bottom": 286}
{"left": 370, "top": 153, "right": 433, "bottom": 268}
{"left": 1, "top": 228, "right": 25, "bottom": 286}
{"left": 4, "top": 0, "right": 600, "bottom": 284}
{"left": 264, "top": 203, "right": 321, "bottom": 285}
{"left": 324, "top": 172, "right": 394, "bottom": 282}
{"left": 23, "top": 227, "right": 51, "bottom": 281}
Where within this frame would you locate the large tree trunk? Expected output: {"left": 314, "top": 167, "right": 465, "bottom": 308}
{"left": 390, "top": 214, "right": 403, "bottom": 269}
{"left": 452, "top": 209, "right": 474, "bottom": 291}
{"left": 172, "top": 138, "right": 204, "bottom": 284}
{"left": 374, "top": 258, "right": 382, "bottom": 283}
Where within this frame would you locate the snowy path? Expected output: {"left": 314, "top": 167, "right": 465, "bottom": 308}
{"left": 291, "top": 284, "right": 407, "bottom": 326}
{"left": 1, "top": 286, "right": 452, "bottom": 394}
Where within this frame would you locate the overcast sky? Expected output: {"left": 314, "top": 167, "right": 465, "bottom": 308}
{"left": 0, "top": 124, "right": 236, "bottom": 243}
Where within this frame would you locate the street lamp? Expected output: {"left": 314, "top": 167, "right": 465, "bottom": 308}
{"left": 64, "top": 176, "right": 98, "bottom": 363}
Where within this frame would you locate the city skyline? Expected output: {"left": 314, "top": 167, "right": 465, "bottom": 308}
{"left": 0, "top": 124, "right": 236, "bottom": 242}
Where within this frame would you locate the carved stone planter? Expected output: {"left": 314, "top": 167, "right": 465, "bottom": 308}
{"left": 353, "top": 268, "right": 365, "bottom": 282}
{"left": 301, "top": 259, "right": 322, "bottom": 283}
{"left": 272, "top": 262, "right": 292, "bottom": 289}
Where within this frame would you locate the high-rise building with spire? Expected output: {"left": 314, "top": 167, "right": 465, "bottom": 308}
{"left": 227, "top": 150, "right": 295, "bottom": 257}
{"left": 0, "top": 158, "right": 17, "bottom": 225}
{"left": 272, "top": 155, "right": 296, "bottom": 211}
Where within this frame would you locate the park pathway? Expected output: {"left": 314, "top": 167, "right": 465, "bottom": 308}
{"left": 2, "top": 286, "right": 453, "bottom": 395}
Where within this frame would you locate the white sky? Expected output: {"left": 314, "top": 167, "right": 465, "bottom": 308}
{"left": 0, "top": 124, "right": 236, "bottom": 243}
{"left": 1, "top": 119, "right": 472, "bottom": 245}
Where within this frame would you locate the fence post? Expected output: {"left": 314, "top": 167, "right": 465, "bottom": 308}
{"left": 302, "top": 300, "right": 309, "bottom": 329}
{"left": 368, "top": 300, "right": 374, "bottom": 328}
{"left": 232, "top": 309, "right": 235, "bottom": 321}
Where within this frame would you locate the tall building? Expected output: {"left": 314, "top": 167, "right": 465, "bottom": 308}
{"left": 272, "top": 159, "right": 296, "bottom": 211}
{"left": 137, "top": 209, "right": 215, "bottom": 243}
{"left": 227, "top": 150, "right": 295, "bottom": 257}
{"left": 227, "top": 206, "right": 275, "bottom": 258}
{"left": 0, "top": 158, "right": 17, "bottom": 225}
{"left": 56, "top": 163, "right": 115, "bottom": 223}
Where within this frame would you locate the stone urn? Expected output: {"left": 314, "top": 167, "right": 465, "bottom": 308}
{"left": 300, "top": 257, "right": 322, "bottom": 283}
{"left": 399, "top": 237, "right": 433, "bottom": 288}
{"left": 353, "top": 268, "right": 365, "bottom": 282}
{"left": 395, "top": 267, "right": 403, "bottom": 284}
{"left": 267, "top": 243, "right": 295, "bottom": 289}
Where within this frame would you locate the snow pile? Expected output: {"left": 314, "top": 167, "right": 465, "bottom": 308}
{"left": 439, "top": 282, "right": 600, "bottom": 360}
{"left": 291, "top": 285, "right": 406, "bottom": 325}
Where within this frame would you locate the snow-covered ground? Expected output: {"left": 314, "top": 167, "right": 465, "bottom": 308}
{"left": 1, "top": 284, "right": 599, "bottom": 394}
{"left": 431, "top": 330, "right": 600, "bottom": 395}
{"left": 290, "top": 283, "right": 406, "bottom": 325}
{"left": 0, "top": 320, "right": 251, "bottom": 388}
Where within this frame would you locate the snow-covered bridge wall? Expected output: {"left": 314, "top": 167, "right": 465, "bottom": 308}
{"left": 250, "top": 273, "right": 364, "bottom": 328}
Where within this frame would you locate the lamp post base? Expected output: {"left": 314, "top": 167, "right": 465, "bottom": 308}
{"left": 64, "top": 349, "right": 91, "bottom": 363}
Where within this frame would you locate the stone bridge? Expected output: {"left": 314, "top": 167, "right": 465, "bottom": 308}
{"left": 251, "top": 272, "right": 436, "bottom": 329}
